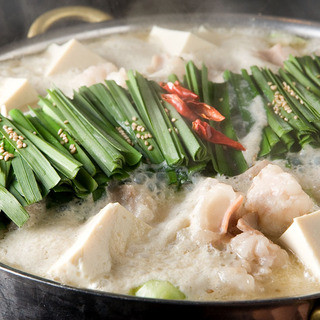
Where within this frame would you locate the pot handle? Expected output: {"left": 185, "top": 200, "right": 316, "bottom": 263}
{"left": 311, "top": 309, "right": 320, "bottom": 320}
{"left": 27, "top": 6, "right": 112, "bottom": 38}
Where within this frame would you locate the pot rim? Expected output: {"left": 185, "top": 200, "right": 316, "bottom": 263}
{"left": 1, "top": 260, "right": 320, "bottom": 306}
{"left": 1, "top": 12, "right": 320, "bottom": 306}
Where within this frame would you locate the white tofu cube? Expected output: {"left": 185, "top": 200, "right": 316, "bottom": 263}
{"left": 280, "top": 210, "right": 320, "bottom": 280}
{"left": 48, "top": 202, "right": 151, "bottom": 287}
{"left": 0, "top": 78, "right": 38, "bottom": 115}
{"left": 149, "top": 26, "right": 215, "bottom": 56}
{"left": 46, "top": 39, "right": 106, "bottom": 76}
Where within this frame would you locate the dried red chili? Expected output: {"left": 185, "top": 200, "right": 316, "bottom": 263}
{"left": 162, "top": 94, "right": 198, "bottom": 121}
{"left": 192, "top": 119, "right": 246, "bottom": 151}
{"left": 160, "top": 81, "right": 199, "bottom": 101}
{"left": 187, "top": 100, "right": 225, "bottom": 122}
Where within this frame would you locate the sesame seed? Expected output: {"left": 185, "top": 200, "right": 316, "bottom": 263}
{"left": 141, "top": 127, "right": 145, "bottom": 132}
{"left": 268, "top": 82, "right": 272, "bottom": 86}
{"left": 22, "top": 143, "right": 27, "bottom": 148}
{"left": 136, "top": 133, "right": 141, "bottom": 139}
{"left": 137, "top": 126, "right": 142, "bottom": 132}
{"left": 124, "top": 120, "right": 129, "bottom": 126}
{"left": 8, "top": 127, "right": 12, "bottom": 132}
{"left": 60, "top": 141, "right": 65, "bottom": 145}
{"left": 59, "top": 133, "right": 64, "bottom": 138}
{"left": 175, "top": 128, "right": 179, "bottom": 134}
{"left": 2, "top": 125, "right": 7, "bottom": 130}
{"left": 69, "top": 144, "right": 75, "bottom": 150}
{"left": 148, "top": 134, "right": 152, "bottom": 138}
{"left": 284, "top": 117, "right": 288, "bottom": 122}
{"left": 219, "top": 98, "right": 223, "bottom": 102}
{"left": 132, "top": 116, "right": 137, "bottom": 121}
{"left": 164, "top": 108, "right": 169, "bottom": 113}
{"left": 270, "top": 85, "right": 277, "bottom": 90}
{"left": 294, "top": 115, "right": 298, "bottom": 120}
{"left": 144, "top": 141, "right": 149, "bottom": 146}
{"left": 58, "top": 129, "right": 63, "bottom": 135}
{"left": 307, "top": 86, "right": 310, "bottom": 90}
{"left": 19, "top": 136, "right": 24, "bottom": 140}
{"left": 141, "top": 135, "right": 145, "bottom": 140}
{"left": 33, "top": 131, "right": 37, "bottom": 135}
{"left": 2, "top": 152, "right": 7, "bottom": 156}
{"left": 148, "top": 145, "right": 153, "bottom": 151}
{"left": 171, "top": 118, "right": 177, "bottom": 123}
{"left": 63, "top": 120, "right": 69, "bottom": 124}
{"left": 0, "top": 156, "right": 3, "bottom": 160}
{"left": 168, "top": 128, "right": 172, "bottom": 133}
{"left": 300, "top": 100, "right": 304, "bottom": 105}
{"left": 4, "top": 155, "right": 9, "bottom": 161}
{"left": 17, "top": 144, "right": 22, "bottom": 149}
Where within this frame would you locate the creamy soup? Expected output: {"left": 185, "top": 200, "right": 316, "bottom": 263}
{"left": 0, "top": 26, "right": 320, "bottom": 301}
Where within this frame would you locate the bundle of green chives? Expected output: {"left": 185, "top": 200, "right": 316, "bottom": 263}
{"left": 2, "top": 54, "right": 320, "bottom": 228}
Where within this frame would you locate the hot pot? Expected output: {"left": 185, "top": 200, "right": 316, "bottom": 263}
{"left": 1, "top": 7, "right": 320, "bottom": 320}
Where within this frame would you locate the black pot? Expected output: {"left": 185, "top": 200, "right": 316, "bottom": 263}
{"left": 1, "top": 11, "right": 320, "bottom": 320}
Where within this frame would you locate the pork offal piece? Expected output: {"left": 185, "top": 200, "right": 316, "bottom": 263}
{"left": 245, "top": 164, "right": 314, "bottom": 238}
{"left": 230, "top": 230, "right": 289, "bottom": 276}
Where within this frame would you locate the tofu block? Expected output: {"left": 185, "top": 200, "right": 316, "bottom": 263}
{"left": 48, "top": 203, "right": 151, "bottom": 287}
{"left": 46, "top": 39, "right": 106, "bottom": 76}
{"left": 280, "top": 210, "right": 320, "bottom": 280}
{"left": 0, "top": 78, "right": 38, "bottom": 115}
{"left": 149, "top": 26, "right": 215, "bottom": 56}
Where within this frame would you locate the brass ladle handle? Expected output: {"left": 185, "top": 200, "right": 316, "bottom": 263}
{"left": 27, "top": 6, "right": 112, "bottom": 38}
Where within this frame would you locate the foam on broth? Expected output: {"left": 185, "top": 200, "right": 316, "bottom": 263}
{"left": 0, "top": 27, "right": 319, "bottom": 300}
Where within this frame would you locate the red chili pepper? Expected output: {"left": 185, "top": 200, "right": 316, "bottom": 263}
{"left": 160, "top": 81, "right": 199, "bottom": 101}
{"left": 192, "top": 119, "right": 246, "bottom": 151}
{"left": 187, "top": 100, "right": 225, "bottom": 122}
{"left": 162, "top": 94, "right": 198, "bottom": 122}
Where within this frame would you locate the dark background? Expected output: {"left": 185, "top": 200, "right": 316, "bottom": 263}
{"left": 1, "top": 0, "right": 320, "bottom": 47}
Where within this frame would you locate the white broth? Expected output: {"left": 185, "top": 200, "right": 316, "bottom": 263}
{"left": 0, "top": 26, "right": 320, "bottom": 301}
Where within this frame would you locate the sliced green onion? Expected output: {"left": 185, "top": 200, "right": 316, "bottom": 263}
{"left": 30, "top": 107, "right": 97, "bottom": 176}
{"left": 12, "top": 154, "right": 42, "bottom": 205}
{"left": 0, "top": 185, "right": 29, "bottom": 227}
{"left": 0, "top": 116, "right": 60, "bottom": 192}
{"left": 46, "top": 88, "right": 125, "bottom": 176}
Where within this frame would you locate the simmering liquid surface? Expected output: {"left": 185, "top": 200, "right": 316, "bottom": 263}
{"left": 0, "top": 27, "right": 320, "bottom": 300}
